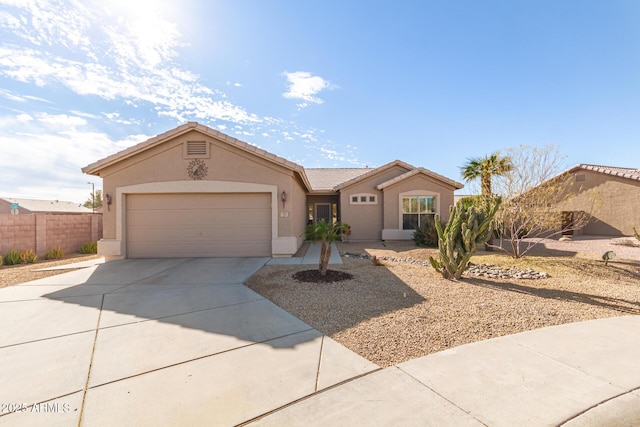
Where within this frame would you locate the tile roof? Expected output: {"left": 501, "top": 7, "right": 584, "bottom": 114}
{"left": 304, "top": 168, "right": 371, "bottom": 191}
{"left": 573, "top": 164, "right": 640, "bottom": 181}
{"left": 2, "top": 197, "right": 92, "bottom": 213}
{"left": 333, "top": 160, "right": 415, "bottom": 190}
{"left": 82, "top": 122, "right": 310, "bottom": 187}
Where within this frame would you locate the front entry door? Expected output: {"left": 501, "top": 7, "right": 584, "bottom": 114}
{"left": 315, "top": 203, "right": 332, "bottom": 224}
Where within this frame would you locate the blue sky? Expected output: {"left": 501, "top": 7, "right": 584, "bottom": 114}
{"left": 1, "top": 0, "right": 638, "bottom": 202}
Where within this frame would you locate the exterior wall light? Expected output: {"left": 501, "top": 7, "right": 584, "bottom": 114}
{"left": 281, "top": 190, "right": 287, "bottom": 208}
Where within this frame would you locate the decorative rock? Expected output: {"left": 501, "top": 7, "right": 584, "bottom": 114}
{"left": 340, "top": 253, "right": 549, "bottom": 280}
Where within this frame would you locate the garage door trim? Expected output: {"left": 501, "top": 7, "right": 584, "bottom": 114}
{"left": 112, "top": 180, "right": 278, "bottom": 258}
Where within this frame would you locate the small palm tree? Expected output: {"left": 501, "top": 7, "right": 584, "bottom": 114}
{"left": 461, "top": 152, "right": 514, "bottom": 197}
{"left": 461, "top": 152, "right": 513, "bottom": 249}
{"left": 306, "top": 221, "right": 350, "bottom": 276}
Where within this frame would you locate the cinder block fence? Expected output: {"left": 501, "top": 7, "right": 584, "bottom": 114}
{"left": 0, "top": 214, "right": 102, "bottom": 257}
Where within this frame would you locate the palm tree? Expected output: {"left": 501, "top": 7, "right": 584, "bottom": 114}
{"left": 461, "top": 152, "right": 513, "bottom": 196}
{"left": 460, "top": 152, "right": 513, "bottom": 250}
{"left": 306, "top": 220, "right": 350, "bottom": 276}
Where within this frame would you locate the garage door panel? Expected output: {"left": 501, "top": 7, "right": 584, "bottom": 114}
{"left": 126, "top": 193, "right": 272, "bottom": 258}
{"left": 127, "top": 209, "right": 270, "bottom": 228}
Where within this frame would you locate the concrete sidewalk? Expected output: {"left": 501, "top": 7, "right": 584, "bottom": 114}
{"left": 249, "top": 316, "right": 640, "bottom": 426}
{"left": 267, "top": 242, "right": 342, "bottom": 265}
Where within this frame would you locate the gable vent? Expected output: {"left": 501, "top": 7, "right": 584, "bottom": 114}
{"left": 184, "top": 141, "right": 209, "bottom": 158}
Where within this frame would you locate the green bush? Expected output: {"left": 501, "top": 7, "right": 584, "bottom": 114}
{"left": 413, "top": 216, "right": 440, "bottom": 248}
{"left": 3, "top": 249, "right": 22, "bottom": 265}
{"left": 20, "top": 249, "right": 38, "bottom": 264}
{"left": 45, "top": 246, "right": 64, "bottom": 260}
{"left": 79, "top": 241, "right": 98, "bottom": 254}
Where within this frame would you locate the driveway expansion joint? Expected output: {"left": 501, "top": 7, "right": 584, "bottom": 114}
{"left": 78, "top": 293, "right": 105, "bottom": 427}
{"left": 558, "top": 385, "right": 640, "bottom": 425}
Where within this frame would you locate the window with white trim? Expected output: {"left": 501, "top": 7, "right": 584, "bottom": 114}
{"left": 402, "top": 196, "right": 436, "bottom": 229}
{"left": 350, "top": 193, "right": 377, "bottom": 205}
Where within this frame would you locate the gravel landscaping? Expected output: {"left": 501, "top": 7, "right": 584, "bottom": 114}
{"left": 0, "top": 254, "right": 102, "bottom": 288}
{"left": 247, "top": 237, "right": 640, "bottom": 367}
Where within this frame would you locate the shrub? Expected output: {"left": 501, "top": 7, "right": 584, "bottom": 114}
{"left": 79, "top": 241, "right": 98, "bottom": 254}
{"left": 634, "top": 227, "right": 640, "bottom": 242}
{"left": 413, "top": 216, "right": 439, "bottom": 248}
{"left": 3, "top": 249, "right": 22, "bottom": 265}
{"left": 45, "top": 246, "right": 65, "bottom": 260}
{"left": 20, "top": 249, "right": 38, "bottom": 264}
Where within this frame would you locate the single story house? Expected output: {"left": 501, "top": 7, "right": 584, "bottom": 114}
{"left": 0, "top": 197, "right": 92, "bottom": 214}
{"left": 82, "top": 122, "right": 463, "bottom": 259}
{"left": 555, "top": 164, "right": 640, "bottom": 236}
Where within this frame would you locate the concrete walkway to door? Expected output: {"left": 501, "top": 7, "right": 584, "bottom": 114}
{"left": 0, "top": 257, "right": 377, "bottom": 426}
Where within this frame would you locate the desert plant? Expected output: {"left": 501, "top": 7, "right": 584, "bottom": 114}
{"left": 306, "top": 220, "right": 350, "bottom": 276}
{"left": 20, "top": 249, "right": 38, "bottom": 264}
{"left": 602, "top": 251, "right": 616, "bottom": 266}
{"left": 429, "top": 197, "right": 501, "bottom": 280}
{"left": 45, "top": 246, "right": 64, "bottom": 260}
{"left": 79, "top": 241, "right": 98, "bottom": 254}
{"left": 413, "top": 216, "right": 439, "bottom": 248}
{"left": 634, "top": 227, "right": 640, "bottom": 242}
{"left": 3, "top": 249, "right": 22, "bottom": 265}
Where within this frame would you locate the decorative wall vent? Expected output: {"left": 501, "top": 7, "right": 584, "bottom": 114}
{"left": 575, "top": 174, "right": 586, "bottom": 182}
{"left": 184, "top": 141, "right": 209, "bottom": 158}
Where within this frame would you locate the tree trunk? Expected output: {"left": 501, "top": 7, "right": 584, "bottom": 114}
{"left": 319, "top": 238, "right": 329, "bottom": 276}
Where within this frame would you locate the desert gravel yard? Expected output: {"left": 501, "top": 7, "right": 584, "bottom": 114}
{"left": 247, "top": 237, "right": 640, "bottom": 367}
{"left": 0, "top": 254, "right": 101, "bottom": 287}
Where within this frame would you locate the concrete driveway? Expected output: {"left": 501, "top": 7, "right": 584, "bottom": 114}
{"left": 0, "top": 258, "right": 377, "bottom": 426}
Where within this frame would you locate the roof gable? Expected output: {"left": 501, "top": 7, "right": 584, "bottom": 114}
{"left": 333, "top": 160, "right": 415, "bottom": 190}
{"left": 82, "top": 122, "right": 311, "bottom": 189}
{"left": 376, "top": 168, "right": 464, "bottom": 190}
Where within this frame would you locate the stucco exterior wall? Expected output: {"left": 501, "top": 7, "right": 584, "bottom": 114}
{"left": 382, "top": 175, "right": 456, "bottom": 229}
{"left": 95, "top": 130, "right": 304, "bottom": 257}
{"left": 339, "top": 165, "right": 410, "bottom": 241}
{"left": 559, "top": 171, "right": 640, "bottom": 236}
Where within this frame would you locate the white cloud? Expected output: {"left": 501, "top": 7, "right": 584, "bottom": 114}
{"left": 0, "top": 111, "right": 147, "bottom": 202}
{"left": 0, "top": 1, "right": 261, "bottom": 125}
{"left": 282, "top": 71, "right": 335, "bottom": 108}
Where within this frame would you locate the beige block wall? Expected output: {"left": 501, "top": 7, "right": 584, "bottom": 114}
{"left": 0, "top": 214, "right": 103, "bottom": 257}
{"left": 0, "top": 215, "right": 36, "bottom": 253}
{"left": 559, "top": 171, "right": 640, "bottom": 236}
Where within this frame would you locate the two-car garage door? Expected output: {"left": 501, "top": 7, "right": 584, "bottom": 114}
{"left": 126, "top": 193, "right": 271, "bottom": 258}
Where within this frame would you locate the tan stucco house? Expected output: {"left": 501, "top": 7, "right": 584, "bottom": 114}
{"left": 556, "top": 164, "right": 640, "bottom": 236}
{"left": 82, "top": 122, "right": 463, "bottom": 259}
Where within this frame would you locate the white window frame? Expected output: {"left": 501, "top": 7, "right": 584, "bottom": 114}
{"left": 349, "top": 193, "right": 377, "bottom": 205}
{"left": 398, "top": 190, "right": 440, "bottom": 230}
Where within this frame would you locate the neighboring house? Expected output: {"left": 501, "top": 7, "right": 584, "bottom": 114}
{"left": 554, "top": 164, "right": 640, "bottom": 236}
{"left": 0, "top": 198, "right": 92, "bottom": 214}
{"left": 82, "top": 122, "right": 463, "bottom": 259}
